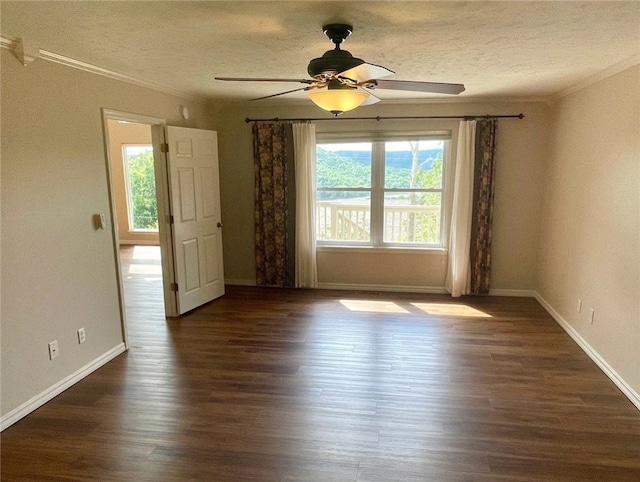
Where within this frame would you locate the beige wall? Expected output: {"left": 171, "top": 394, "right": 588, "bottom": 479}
{"left": 106, "top": 120, "right": 158, "bottom": 245}
{"left": 536, "top": 65, "right": 640, "bottom": 396}
{"left": 0, "top": 49, "right": 218, "bottom": 418}
{"left": 217, "top": 100, "right": 550, "bottom": 291}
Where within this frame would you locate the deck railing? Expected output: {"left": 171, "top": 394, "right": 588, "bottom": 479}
{"left": 317, "top": 201, "right": 440, "bottom": 243}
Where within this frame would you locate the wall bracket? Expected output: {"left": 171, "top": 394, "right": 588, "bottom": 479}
{"left": 14, "top": 38, "right": 40, "bottom": 66}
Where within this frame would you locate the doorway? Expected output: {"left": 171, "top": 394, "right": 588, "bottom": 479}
{"left": 103, "top": 110, "right": 168, "bottom": 347}
{"left": 103, "top": 111, "right": 225, "bottom": 345}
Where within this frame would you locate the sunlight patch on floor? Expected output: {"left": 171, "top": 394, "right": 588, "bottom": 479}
{"left": 132, "top": 245, "right": 161, "bottom": 260}
{"left": 127, "top": 246, "right": 162, "bottom": 276}
{"left": 127, "top": 264, "right": 162, "bottom": 275}
{"left": 340, "top": 299, "right": 409, "bottom": 313}
{"left": 412, "top": 303, "right": 491, "bottom": 318}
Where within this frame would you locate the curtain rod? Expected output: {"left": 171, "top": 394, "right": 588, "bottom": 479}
{"left": 244, "top": 113, "right": 524, "bottom": 123}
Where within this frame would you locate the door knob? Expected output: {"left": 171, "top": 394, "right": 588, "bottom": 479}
{"left": 217, "top": 222, "right": 224, "bottom": 228}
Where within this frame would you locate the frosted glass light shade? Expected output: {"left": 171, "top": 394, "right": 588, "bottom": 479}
{"left": 308, "top": 89, "right": 368, "bottom": 115}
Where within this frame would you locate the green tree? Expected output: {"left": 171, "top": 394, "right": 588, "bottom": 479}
{"left": 316, "top": 147, "right": 371, "bottom": 200}
{"left": 127, "top": 150, "right": 158, "bottom": 230}
{"left": 412, "top": 155, "right": 443, "bottom": 243}
{"left": 405, "top": 142, "right": 442, "bottom": 241}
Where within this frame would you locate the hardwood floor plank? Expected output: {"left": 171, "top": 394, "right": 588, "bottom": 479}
{"left": 1, "top": 245, "right": 639, "bottom": 481}
{"left": 486, "top": 454, "right": 640, "bottom": 481}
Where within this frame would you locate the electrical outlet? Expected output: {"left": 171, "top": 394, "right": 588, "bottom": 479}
{"left": 589, "top": 309, "right": 595, "bottom": 324}
{"left": 48, "top": 340, "right": 59, "bottom": 360}
{"left": 577, "top": 299, "right": 582, "bottom": 313}
{"left": 77, "top": 328, "right": 86, "bottom": 344}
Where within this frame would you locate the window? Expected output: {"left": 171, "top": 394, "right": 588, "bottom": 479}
{"left": 316, "top": 135, "right": 450, "bottom": 247}
{"left": 122, "top": 145, "right": 158, "bottom": 232}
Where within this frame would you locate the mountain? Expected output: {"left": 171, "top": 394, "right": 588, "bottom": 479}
{"left": 316, "top": 147, "right": 443, "bottom": 198}
{"left": 329, "top": 149, "right": 442, "bottom": 169}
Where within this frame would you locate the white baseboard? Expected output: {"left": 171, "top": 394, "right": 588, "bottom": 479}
{"left": 225, "top": 279, "right": 257, "bottom": 286}
{"left": 318, "top": 282, "right": 448, "bottom": 294}
{"left": 489, "top": 289, "right": 537, "bottom": 297}
{"left": 0, "top": 343, "right": 127, "bottom": 431}
{"left": 534, "top": 292, "right": 640, "bottom": 411}
{"left": 227, "top": 282, "right": 536, "bottom": 298}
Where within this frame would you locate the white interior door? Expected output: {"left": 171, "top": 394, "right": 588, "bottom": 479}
{"left": 158, "top": 126, "right": 225, "bottom": 315}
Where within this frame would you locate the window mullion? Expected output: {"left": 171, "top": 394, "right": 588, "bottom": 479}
{"left": 440, "top": 139, "right": 451, "bottom": 248}
{"left": 371, "top": 141, "right": 385, "bottom": 246}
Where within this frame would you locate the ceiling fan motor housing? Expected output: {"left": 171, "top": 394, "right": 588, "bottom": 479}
{"left": 307, "top": 23, "right": 364, "bottom": 79}
{"left": 307, "top": 50, "right": 364, "bottom": 79}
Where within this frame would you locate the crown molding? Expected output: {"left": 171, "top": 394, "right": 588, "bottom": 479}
{"left": 40, "top": 50, "right": 210, "bottom": 104}
{"left": 0, "top": 36, "right": 16, "bottom": 50}
{"left": 0, "top": 36, "right": 211, "bottom": 105}
{"left": 553, "top": 54, "right": 640, "bottom": 101}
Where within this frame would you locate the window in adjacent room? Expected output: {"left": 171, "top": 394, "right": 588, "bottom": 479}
{"left": 316, "top": 134, "right": 450, "bottom": 247}
{"left": 122, "top": 144, "right": 159, "bottom": 232}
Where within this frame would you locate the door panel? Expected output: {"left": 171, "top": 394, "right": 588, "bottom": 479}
{"left": 176, "top": 139, "right": 193, "bottom": 157}
{"left": 204, "top": 234, "right": 220, "bottom": 284}
{"left": 199, "top": 138, "right": 215, "bottom": 156}
{"left": 166, "top": 127, "right": 224, "bottom": 314}
{"left": 178, "top": 168, "right": 196, "bottom": 222}
{"left": 183, "top": 238, "right": 201, "bottom": 293}
{"left": 201, "top": 168, "right": 216, "bottom": 219}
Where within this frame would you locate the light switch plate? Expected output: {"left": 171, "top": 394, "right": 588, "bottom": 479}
{"left": 48, "top": 340, "right": 59, "bottom": 360}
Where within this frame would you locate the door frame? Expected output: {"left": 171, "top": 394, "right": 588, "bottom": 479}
{"left": 101, "top": 109, "right": 173, "bottom": 349}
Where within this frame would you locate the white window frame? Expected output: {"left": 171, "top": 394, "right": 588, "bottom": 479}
{"left": 122, "top": 144, "right": 158, "bottom": 233}
{"left": 316, "top": 132, "right": 452, "bottom": 249}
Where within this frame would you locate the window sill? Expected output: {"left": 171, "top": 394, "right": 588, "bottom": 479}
{"left": 316, "top": 245, "right": 447, "bottom": 256}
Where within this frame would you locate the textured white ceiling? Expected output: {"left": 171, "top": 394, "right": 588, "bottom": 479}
{"left": 2, "top": 1, "right": 639, "bottom": 104}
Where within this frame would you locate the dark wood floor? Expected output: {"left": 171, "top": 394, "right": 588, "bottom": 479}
{"left": 2, "top": 246, "right": 639, "bottom": 481}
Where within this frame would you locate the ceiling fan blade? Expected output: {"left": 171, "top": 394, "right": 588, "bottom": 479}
{"left": 338, "top": 62, "right": 395, "bottom": 83}
{"left": 371, "top": 79, "right": 465, "bottom": 95}
{"left": 358, "top": 86, "right": 381, "bottom": 106}
{"left": 249, "top": 86, "right": 315, "bottom": 101}
{"left": 216, "top": 77, "right": 315, "bottom": 84}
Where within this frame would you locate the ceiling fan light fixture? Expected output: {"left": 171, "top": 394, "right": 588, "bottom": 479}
{"left": 308, "top": 84, "right": 368, "bottom": 116}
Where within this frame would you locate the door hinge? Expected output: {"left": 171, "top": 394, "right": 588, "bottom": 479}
{"left": 160, "top": 143, "right": 169, "bottom": 153}
{"left": 166, "top": 214, "right": 174, "bottom": 225}
{"left": 171, "top": 282, "right": 179, "bottom": 292}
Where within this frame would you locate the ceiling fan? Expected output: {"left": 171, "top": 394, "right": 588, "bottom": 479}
{"left": 215, "top": 24, "right": 465, "bottom": 116}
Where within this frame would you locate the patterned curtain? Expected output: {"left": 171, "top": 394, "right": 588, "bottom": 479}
{"left": 253, "top": 122, "right": 289, "bottom": 287}
{"left": 469, "top": 119, "right": 498, "bottom": 294}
